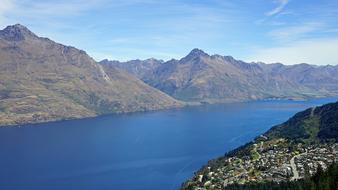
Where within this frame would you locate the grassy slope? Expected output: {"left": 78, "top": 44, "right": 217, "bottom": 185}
{"left": 265, "top": 102, "right": 338, "bottom": 143}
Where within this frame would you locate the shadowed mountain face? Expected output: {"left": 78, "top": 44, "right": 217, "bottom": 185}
{"left": 101, "top": 48, "right": 338, "bottom": 103}
{"left": 0, "top": 24, "right": 182, "bottom": 126}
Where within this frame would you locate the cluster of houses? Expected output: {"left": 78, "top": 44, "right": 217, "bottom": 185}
{"left": 294, "top": 144, "right": 337, "bottom": 177}
{"left": 192, "top": 137, "right": 337, "bottom": 190}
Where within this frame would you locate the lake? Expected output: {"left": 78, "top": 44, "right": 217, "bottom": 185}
{"left": 0, "top": 97, "right": 337, "bottom": 190}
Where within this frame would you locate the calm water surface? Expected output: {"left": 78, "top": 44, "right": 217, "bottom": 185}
{"left": 0, "top": 97, "right": 337, "bottom": 190}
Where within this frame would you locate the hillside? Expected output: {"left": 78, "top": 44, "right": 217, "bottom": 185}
{"left": 182, "top": 102, "right": 338, "bottom": 190}
{"left": 0, "top": 24, "right": 182, "bottom": 126}
{"left": 100, "top": 58, "right": 163, "bottom": 79}
{"left": 101, "top": 49, "right": 338, "bottom": 103}
{"left": 265, "top": 102, "right": 338, "bottom": 143}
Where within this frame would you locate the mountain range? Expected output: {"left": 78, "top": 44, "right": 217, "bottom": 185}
{"left": 101, "top": 49, "right": 338, "bottom": 103}
{"left": 1, "top": 24, "right": 338, "bottom": 126}
{"left": 0, "top": 24, "right": 181, "bottom": 126}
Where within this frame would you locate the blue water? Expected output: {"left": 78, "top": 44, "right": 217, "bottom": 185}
{"left": 0, "top": 97, "right": 337, "bottom": 190}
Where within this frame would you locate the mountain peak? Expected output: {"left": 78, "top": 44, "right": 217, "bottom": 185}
{"left": 181, "top": 48, "right": 209, "bottom": 62}
{"left": 188, "top": 48, "right": 208, "bottom": 57}
{"left": 9, "top": 24, "right": 28, "bottom": 30}
{"left": 0, "top": 24, "right": 37, "bottom": 41}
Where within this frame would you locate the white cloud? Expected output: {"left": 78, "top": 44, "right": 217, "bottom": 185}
{"left": 266, "top": 0, "right": 289, "bottom": 16}
{"left": 248, "top": 38, "right": 338, "bottom": 65}
{"left": 268, "top": 22, "right": 324, "bottom": 41}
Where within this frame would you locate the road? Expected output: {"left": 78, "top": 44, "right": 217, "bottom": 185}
{"left": 290, "top": 152, "right": 307, "bottom": 181}
{"left": 310, "top": 106, "right": 316, "bottom": 117}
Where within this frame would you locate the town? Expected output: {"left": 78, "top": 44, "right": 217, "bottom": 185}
{"left": 190, "top": 135, "right": 338, "bottom": 190}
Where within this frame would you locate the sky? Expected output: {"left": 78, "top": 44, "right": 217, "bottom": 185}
{"left": 0, "top": 0, "right": 338, "bottom": 65}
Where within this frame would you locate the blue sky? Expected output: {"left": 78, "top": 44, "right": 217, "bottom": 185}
{"left": 1, "top": 0, "right": 338, "bottom": 65}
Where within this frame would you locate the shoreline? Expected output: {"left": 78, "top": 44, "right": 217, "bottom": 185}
{"left": 1, "top": 95, "right": 337, "bottom": 128}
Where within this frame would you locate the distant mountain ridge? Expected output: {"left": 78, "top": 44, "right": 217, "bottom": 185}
{"left": 1, "top": 24, "right": 338, "bottom": 126}
{"left": 0, "top": 24, "right": 182, "bottom": 126}
{"left": 101, "top": 48, "right": 338, "bottom": 103}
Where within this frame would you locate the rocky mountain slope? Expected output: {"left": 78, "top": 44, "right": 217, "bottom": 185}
{"left": 100, "top": 58, "right": 163, "bottom": 79}
{"left": 101, "top": 49, "right": 338, "bottom": 103}
{"left": 182, "top": 101, "right": 338, "bottom": 190}
{"left": 0, "top": 24, "right": 182, "bottom": 126}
